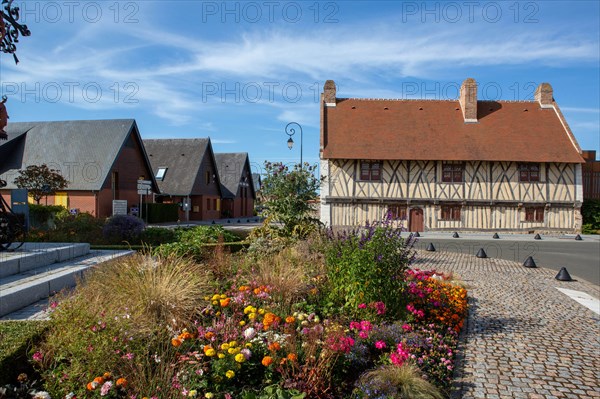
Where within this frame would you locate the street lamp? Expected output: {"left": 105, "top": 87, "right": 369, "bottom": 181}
{"left": 285, "top": 122, "right": 303, "bottom": 166}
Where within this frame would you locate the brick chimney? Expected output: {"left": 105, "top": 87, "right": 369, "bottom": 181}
{"left": 459, "top": 78, "right": 478, "bottom": 123}
{"left": 323, "top": 80, "right": 336, "bottom": 107}
{"left": 535, "top": 83, "right": 553, "bottom": 108}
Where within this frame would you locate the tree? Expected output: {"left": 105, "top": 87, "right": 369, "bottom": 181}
{"left": 260, "top": 162, "right": 322, "bottom": 235}
{"left": 14, "top": 164, "right": 69, "bottom": 204}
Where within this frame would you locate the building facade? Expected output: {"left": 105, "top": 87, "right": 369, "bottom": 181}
{"left": 319, "top": 79, "right": 585, "bottom": 233}
{"left": 0, "top": 119, "right": 157, "bottom": 218}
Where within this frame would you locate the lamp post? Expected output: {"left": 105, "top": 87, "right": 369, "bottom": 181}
{"left": 285, "top": 122, "right": 303, "bottom": 167}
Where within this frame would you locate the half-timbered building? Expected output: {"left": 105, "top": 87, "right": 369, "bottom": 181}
{"left": 319, "top": 79, "right": 585, "bottom": 233}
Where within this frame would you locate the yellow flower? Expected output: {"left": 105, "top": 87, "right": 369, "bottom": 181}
{"left": 220, "top": 294, "right": 227, "bottom": 299}
{"left": 212, "top": 300, "right": 218, "bottom": 306}
{"left": 235, "top": 353, "right": 245, "bottom": 363}
{"left": 258, "top": 308, "right": 265, "bottom": 315}
{"left": 205, "top": 393, "right": 214, "bottom": 399}
{"left": 218, "top": 353, "right": 225, "bottom": 359}
{"left": 239, "top": 320, "right": 246, "bottom": 326}
{"left": 221, "top": 343, "right": 230, "bottom": 350}
{"left": 205, "top": 349, "right": 216, "bottom": 357}
{"left": 229, "top": 341, "right": 237, "bottom": 347}
{"left": 248, "top": 312, "right": 257, "bottom": 320}
{"left": 225, "top": 370, "right": 235, "bottom": 379}
{"left": 245, "top": 343, "right": 252, "bottom": 348}
{"left": 244, "top": 305, "right": 256, "bottom": 314}
{"left": 188, "top": 390, "right": 197, "bottom": 397}
{"left": 228, "top": 347, "right": 240, "bottom": 354}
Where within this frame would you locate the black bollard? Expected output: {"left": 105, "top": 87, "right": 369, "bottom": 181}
{"left": 555, "top": 267, "right": 573, "bottom": 281}
{"left": 534, "top": 233, "right": 542, "bottom": 240}
{"left": 476, "top": 248, "right": 487, "bottom": 258}
{"left": 426, "top": 243, "right": 436, "bottom": 252}
{"left": 575, "top": 234, "right": 583, "bottom": 241}
{"left": 415, "top": 232, "right": 421, "bottom": 237}
{"left": 523, "top": 256, "right": 537, "bottom": 268}
{"left": 493, "top": 233, "right": 500, "bottom": 239}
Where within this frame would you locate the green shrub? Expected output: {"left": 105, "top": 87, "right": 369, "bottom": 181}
{"left": 155, "top": 225, "right": 239, "bottom": 262}
{"left": 102, "top": 215, "right": 145, "bottom": 244}
{"left": 28, "top": 204, "right": 66, "bottom": 229}
{"left": 323, "top": 219, "right": 415, "bottom": 320}
{"left": 581, "top": 200, "right": 600, "bottom": 234}
{"left": 0, "top": 321, "right": 49, "bottom": 385}
{"left": 27, "top": 213, "right": 105, "bottom": 244}
{"left": 146, "top": 203, "right": 180, "bottom": 223}
{"left": 140, "top": 227, "right": 177, "bottom": 246}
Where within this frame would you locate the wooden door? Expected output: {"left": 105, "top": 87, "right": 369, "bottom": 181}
{"left": 409, "top": 208, "right": 424, "bottom": 232}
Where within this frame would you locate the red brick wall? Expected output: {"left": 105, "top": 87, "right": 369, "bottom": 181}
{"left": 98, "top": 131, "right": 154, "bottom": 218}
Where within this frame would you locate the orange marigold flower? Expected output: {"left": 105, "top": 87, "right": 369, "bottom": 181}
{"left": 287, "top": 353, "right": 298, "bottom": 362}
{"left": 205, "top": 331, "right": 215, "bottom": 340}
{"left": 179, "top": 331, "right": 193, "bottom": 340}
{"left": 103, "top": 372, "right": 112, "bottom": 380}
{"left": 116, "top": 378, "right": 127, "bottom": 387}
{"left": 93, "top": 377, "right": 104, "bottom": 385}
{"left": 220, "top": 298, "right": 231, "bottom": 307}
{"left": 285, "top": 316, "right": 295, "bottom": 324}
{"left": 261, "top": 356, "right": 273, "bottom": 366}
{"left": 268, "top": 342, "right": 281, "bottom": 351}
{"left": 171, "top": 338, "right": 182, "bottom": 347}
{"left": 86, "top": 382, "right": 95, "bottom": 391}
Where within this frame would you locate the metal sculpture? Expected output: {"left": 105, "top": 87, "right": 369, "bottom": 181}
{"left": 1, "top": 0, "right": 31, "bottom": 64}
{"left": 0, "top": 179, "right": 26, "bottom": 250}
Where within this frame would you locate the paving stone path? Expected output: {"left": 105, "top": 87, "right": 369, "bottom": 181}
{"left": 413, "top": 250, "right": 600, "bottom": 399}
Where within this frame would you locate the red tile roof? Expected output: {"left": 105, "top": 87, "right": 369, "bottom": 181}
{"left": 321, "top": 98, "right": 584, "bottom": 163}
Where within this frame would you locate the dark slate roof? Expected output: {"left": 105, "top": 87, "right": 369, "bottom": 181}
{"left": 214, "top": 152, "right": 255, "bottom": 199}
{"left": 0, "top": 119, "right": 147, "bottom": 190}
{"left": 144, "top": 138, "right": 212, "bottom": 196}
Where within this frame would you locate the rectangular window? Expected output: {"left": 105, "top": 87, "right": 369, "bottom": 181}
{"left": 440, "top": 205, "right": 461, "bottom": 221}
{"left": 205, "top": 170, "right": 211, "bottom": 185}
{"left": 519, "top": 163, "right": 540, "bottom": 182}
{"left": 155, "top": 167, "right": 167, "bottom": 181}
{"left": 206, "top": 198, "right": 211, "bottom": 211}
{"left": 441, "top": 162, "right": 464, "bottom": 183}
{"left": 524, "top": 207, "right": 544, "bottom": 222}
{"left": 387, "top": 205, "right": 407, "bottom": 220}
{"left": 359, "top": 161, "right": 382, "bottom": 181}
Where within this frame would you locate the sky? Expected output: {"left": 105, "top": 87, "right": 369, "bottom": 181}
{"left": 1, "top": 0, "right": 599, "bottom": 176}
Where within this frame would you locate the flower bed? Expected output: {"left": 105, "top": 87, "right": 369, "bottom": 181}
{"left": 23, "top": 221, "right": 468, "bottom": 399}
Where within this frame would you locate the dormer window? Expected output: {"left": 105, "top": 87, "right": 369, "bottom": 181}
{"left": 155, "top": 167, "right": 167, "bottom": 181}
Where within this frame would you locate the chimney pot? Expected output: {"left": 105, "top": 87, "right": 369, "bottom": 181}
{"left": 459, "top": 78, "right": 478, "bottom": 123}
{"left": 323, "top": 80, "right": 337, "bottom": 107}
{"left": 535, "top": 83, "right": 553, "bottom": 108}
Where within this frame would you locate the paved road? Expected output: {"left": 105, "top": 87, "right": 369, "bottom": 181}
{"left": 411, "top": 251, "right": 600, "bottom": 399}
{"left": 410, "top": 234, "right": 600, "bottom": 286}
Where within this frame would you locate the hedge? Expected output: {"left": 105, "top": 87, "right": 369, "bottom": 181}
{"left": 146, "top": 203, "right": 180, "bottom": 224}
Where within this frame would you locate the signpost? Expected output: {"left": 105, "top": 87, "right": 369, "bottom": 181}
{"left": 137, "top": 180, "right": 152, "bottom": 221}
{"left": 112, "top": 200, "right": 128, "bottom": 216}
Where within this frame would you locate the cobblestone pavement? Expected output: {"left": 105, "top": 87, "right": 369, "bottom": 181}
{"left": 413, "top": 250, "right": 600, "bottom": 399}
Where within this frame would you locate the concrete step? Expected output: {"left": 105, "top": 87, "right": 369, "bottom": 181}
{"left": 0, "top": 243, "right": 90, "bottom": 279}
{"left": 0, "top": 249, "right": 133, "bottom": 318}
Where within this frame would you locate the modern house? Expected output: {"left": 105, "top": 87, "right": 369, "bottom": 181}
{"left": 214, "top": 152, "right": 255, "bottom": 218}
{"left": 319, "top": 79, "right": 585, "bottom": 233}
{"left": 0, "top": 119, "right": 158, "bottom": 218}
{"left": 144, "top": 138, "right": 222, "bottom": 221}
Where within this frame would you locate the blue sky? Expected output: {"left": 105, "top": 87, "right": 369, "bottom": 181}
{"left": 1, "top": 0, "right": 598, "bottom": 174}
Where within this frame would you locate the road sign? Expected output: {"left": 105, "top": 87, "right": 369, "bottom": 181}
{"left": 112, "top": 200, "right": 128, "bottom": 216}
{"left": 137, "top": 180, "right": 152, "bottom": 195}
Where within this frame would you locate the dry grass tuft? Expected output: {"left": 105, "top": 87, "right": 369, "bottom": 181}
{"left": 79, "top": 252, "right": 213, "bottom": 330}
{"left": 357, "top": 364, "right": 444, "bottom": 399}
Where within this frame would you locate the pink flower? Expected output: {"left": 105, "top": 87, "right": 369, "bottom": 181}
{"left": 349, "top": 321, "right": 361, "bottom": 331}
{"left": 402, "top": 324, "right": 412, "bottom": 332}
{"left": 358, "top": 303, "right": 367, "bottom": 309}
{"left": 360, "top": 320, "right": 372, "bottom": 332}
{"left": 32, "top": 351, "right": 43, "bottom": 362}
{"left": 375, "top": 340, "right": 386, "bottom": 349}
{"left": 359, "top": 331, "right": 369, "bottom": 339}
{"left": 374, "top": 301, "right": 386, "bottom": 315}
{"left": 100, "top": 381, "right": 113, "bottom": 396}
